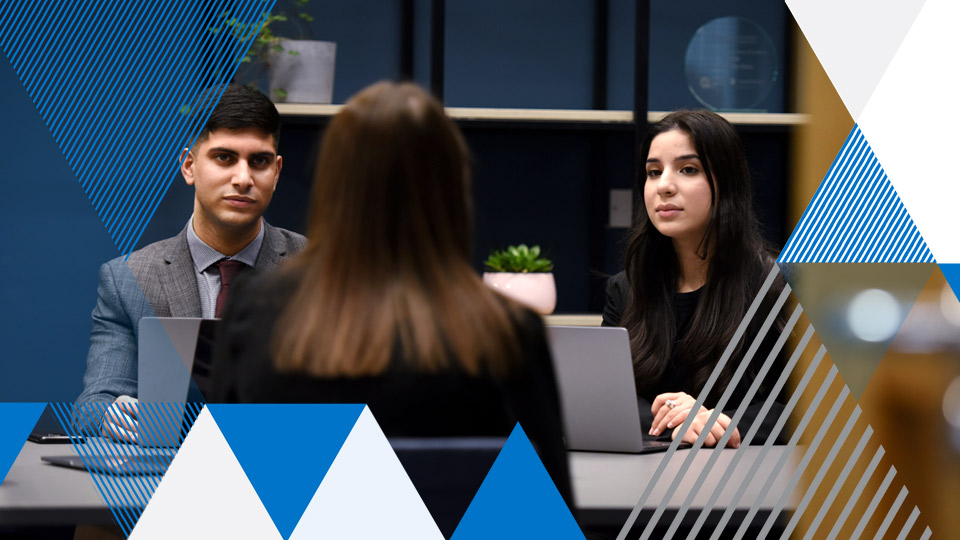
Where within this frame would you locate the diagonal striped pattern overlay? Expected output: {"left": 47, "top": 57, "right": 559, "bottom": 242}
{"left": 0, "top": 1, "right": 276, "bottom": 256}
{"left": 50, "top": 402, "right": 204, "bottom": 537}
{"left": 615, "top": 266, "right": 932, "bottom": 539}
{"left": 779, "top": 125, "right": 934, "bottom": 264}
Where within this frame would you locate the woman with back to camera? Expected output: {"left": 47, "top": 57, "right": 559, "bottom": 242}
{"left": 603, "top": 109, "right": 786, "bottom": 448}
{"left": 210, "top": 81, "right": 570, "bottom": 501}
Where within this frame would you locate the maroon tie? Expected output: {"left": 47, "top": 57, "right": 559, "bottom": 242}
{"left": 214, "top": 259, "right": 247, "bottom": 317}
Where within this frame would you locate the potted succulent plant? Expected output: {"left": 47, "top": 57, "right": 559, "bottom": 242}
{"left": 214, "top": 0, "right": 336, "bottom": 103}
{"left": 483, "top": 244, "right": 557, "bottom": 315}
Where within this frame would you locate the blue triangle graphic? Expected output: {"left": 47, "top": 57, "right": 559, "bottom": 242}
{"left": 779, "top": 125, "right": 934, "bottom": 264}
{"left": 0, "top": 403, "right": 47, "bottom": 483}
{"left": 208, "top": 404, "right": 364, "bottom": 539}
{"left": 451, "top": 424, "right": 584, "bottom": 540}
{"left": 940, "top": 264, "right": 960, "bottom": 304}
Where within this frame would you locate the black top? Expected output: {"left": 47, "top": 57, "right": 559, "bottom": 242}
{"left": 210, "top": 268, "right": 572, "bottom": 504}
{"left": 602, "top": 271, "right": 785, "bottom": 444}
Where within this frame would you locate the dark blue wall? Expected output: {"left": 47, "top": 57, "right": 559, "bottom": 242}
{"left": 0, "top": 58, "right": 118, "bottom": 402}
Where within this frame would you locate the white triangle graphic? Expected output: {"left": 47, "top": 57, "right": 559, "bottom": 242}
{"left": 858, "top": 0, "right": 960, "bottom": 263}
{"left": 289, "top": 407, "right": 443, "bottom": 540}
{"left": 786, "top": 0, "right": 926, "bottom": 120}
{"left": 129, "top": 408, "right": 282, "bottom": 540}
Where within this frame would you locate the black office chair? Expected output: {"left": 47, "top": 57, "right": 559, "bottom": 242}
{"left": 389, "top": 437, "right": 506, "bottom": 538}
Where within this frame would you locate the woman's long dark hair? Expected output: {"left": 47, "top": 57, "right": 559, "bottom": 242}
{"left": 621, "top": 110, "right": 781, "bottom": 403}
{"left": 272, "top": 82, "right": 528, "bottom": 377}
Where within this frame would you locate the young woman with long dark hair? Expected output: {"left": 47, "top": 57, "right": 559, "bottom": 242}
{"left": 210, "top": 82, "right": 570, "bottom": 498}
{"left": 603, "top": 109, "right": 786, "bottom": 447}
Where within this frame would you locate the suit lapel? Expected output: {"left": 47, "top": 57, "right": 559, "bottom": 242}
{"left": 255, "top": 222, "right": 289, "bottom": 270}
{"left": 159, "top": 229, "right": 202, "bottom": 318}
{"left": 154, "top": 222, "right": 295, "bottom": 318}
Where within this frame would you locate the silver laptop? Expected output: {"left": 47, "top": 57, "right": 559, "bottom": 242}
{"left": 547, "top": 326, "right": 677, "bottom": 453}
{"left": 137, "top": 317, "right": 218, "bottom": 447}
{"left": 139, "top": 317, "right": 218, "bottom": 403}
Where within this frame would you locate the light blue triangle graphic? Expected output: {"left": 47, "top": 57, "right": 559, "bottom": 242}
{"left": 779, "top": 125, "right": 934, "bottom": 263}
{"left": 208, "top": 404, "right": 365, "bottom": 540}
{"left": 0, "top": 2, "right": 275, "bottom": 256}
{"left": 451, "top": 424, "right": 584, "bottom": 540}
{"left": 0, "top": 403, "right": 46, "bottom": 483}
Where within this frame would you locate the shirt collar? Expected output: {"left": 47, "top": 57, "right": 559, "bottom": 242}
{"left": 186, "top": 215, "right": 265, "bottom": 273}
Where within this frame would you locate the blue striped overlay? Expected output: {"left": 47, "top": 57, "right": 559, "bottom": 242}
{"left": 50, "top": 402, "right": 205, "bottom": 537}
{"left": 0, "top": 0, "right": 276, "bottom": 256}
{"left": 779, "top": 125, "right": 934, "bottom": 263}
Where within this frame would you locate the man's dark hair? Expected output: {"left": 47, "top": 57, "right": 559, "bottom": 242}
{"left": 194, "top": 83, "right": 280, "bottom": 148}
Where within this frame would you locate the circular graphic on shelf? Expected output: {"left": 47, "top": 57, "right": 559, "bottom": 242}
{"left": 684, "top": 16, "right": 779, "bottom": 111}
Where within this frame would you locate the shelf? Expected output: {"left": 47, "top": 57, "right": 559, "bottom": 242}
{"left": 275, "top": 103, "right": 810, "bottom": 126}
{"left": 649, "top": 111, "right": 810, "bottom": 126}
{"left": 276, "top": 103, "right": 343, "bottom": 117}
{"left": 275, "top": 104, "right": 632, "bottom": 123}
{"left": 450, "top": 107, "right": 633, "bottom": 123}
{"left": 543, "top": 314, "right": 603, "bottom": 327}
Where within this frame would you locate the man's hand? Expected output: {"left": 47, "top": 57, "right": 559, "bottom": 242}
{"left": 101, "top": 395, "right": 139, "bottom": 443}
{"left": 672, "top": 409, "right": 741, "bottom": 448}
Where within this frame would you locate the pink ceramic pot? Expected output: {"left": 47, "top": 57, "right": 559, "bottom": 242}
{"left": 482, "top": 272, "right": 557, "bottom": 315}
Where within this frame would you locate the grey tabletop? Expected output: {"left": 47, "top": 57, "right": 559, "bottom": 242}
{"left": 571, "top": 446, "right": 799, "bottom": 526}
{"left": 1, "top": 441, "right": 796, "bottom": 528}
{"left": 0, "top": 439, "right": 148, "bottom": 526}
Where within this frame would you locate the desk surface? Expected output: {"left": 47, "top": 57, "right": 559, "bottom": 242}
{"left": 572, "top": 446, "right": 798, "bottom": 527}
{"left": 1, "top": 441, "right": 797, "bottom": 528}
{"left": 0, "top": 440, "right": 115, "bottom": 525}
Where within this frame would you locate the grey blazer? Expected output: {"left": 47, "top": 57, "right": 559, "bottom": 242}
{"left": 76, "top": 222, "right": 306, "bottom": 405}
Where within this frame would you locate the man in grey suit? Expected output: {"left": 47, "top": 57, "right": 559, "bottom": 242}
{"left": 76, "top": 84, "right": 305, "bottom": 441}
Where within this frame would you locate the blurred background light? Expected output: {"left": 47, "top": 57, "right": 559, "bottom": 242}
{"left": 943, "top": 377, "right": 960, "bottom": 429}
{"left": 948, "top": 378, "right": 960, "bottom": 452}
{"left": 939, "top": 283, "right": 960, "bottom": 328}
{"left": 847, "top": 288, "right": 901, "bottom": 342}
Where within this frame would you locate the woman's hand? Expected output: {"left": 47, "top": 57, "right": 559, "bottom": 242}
{"left": 672, "top": 409, "right": 741, "bottom": 448}
{"left": 650, "top": 392, "right": 705, "bottom": 437}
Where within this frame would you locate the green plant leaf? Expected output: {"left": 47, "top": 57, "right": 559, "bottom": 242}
{"left": 216, "top": 0, "right": 318, "bottom": 64}
{"left": 484, "top": 245, "right": 553, "bottom": 273}
{"left": 483, "top": 254, "right": 504, "bottom": 272}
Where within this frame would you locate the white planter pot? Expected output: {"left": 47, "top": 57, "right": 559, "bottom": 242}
{"left": 268, "top": 39, "right": 336, "bottom": 103}
{"left": 483, "top": 272, "right": 557, "bottom": 315}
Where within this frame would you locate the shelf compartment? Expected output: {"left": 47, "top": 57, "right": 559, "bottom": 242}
{"left": 276, "top": 103, "right": 809, "bottom": 126}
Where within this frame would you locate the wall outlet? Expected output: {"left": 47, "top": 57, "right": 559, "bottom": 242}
{"left": 609, "top": 189, "right": 633, "bottom": 228}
